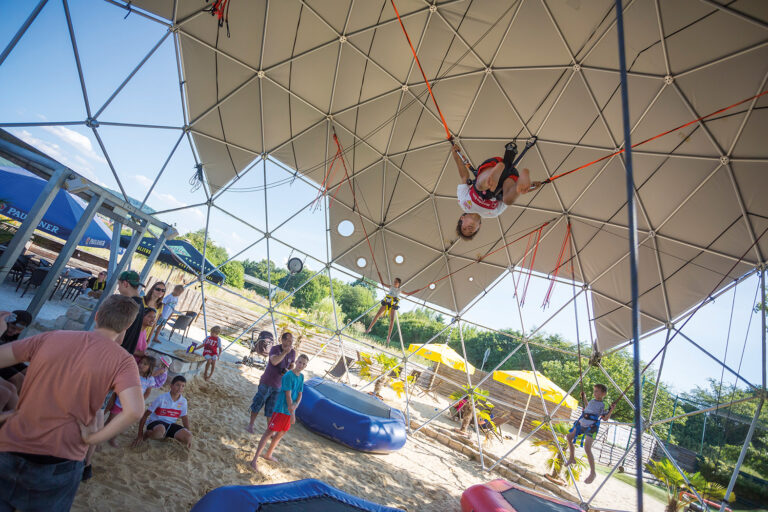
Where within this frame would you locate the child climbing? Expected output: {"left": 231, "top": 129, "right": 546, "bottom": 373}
{"left": 565, "top": 383, "right": 615, "bottom": 484}
{"left": 365, "top": 278, "right": 402, "bottom": 343}
{"left": 452, "top": 141, "right": 541, "bottom": 241}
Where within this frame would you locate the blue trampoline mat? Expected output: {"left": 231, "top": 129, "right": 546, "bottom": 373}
{"left": 258, "top": 496, "right": 370, "bottom": 511}
{"left": 311, "top": 381, "right": 392, "bottom": 418}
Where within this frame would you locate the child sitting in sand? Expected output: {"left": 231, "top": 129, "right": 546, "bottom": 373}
{"left": 133, "top": 375, "right": 193, "bottom": 449}
{"left": 565, "top": 383, "right": 614, "bottom": 484}
{"left": 106, "top": 355, "right": 168, "bottom": 446}
{"left": 249, "top": 354, "right": 308, "bottom": 472}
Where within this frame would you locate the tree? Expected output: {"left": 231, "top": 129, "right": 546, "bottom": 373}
{"left": 220, "top": 260, "right": 244, "bottom": 289}
{"left": 336, "top": 285, "right": 376, "bottom": 323}
{"left": 531, "top": 421, "right": 586, "bottom": 484}
{"left": 182, "top": 229, "right": 228, "bottom": 265}
{"left": 282, "top": 268, "right": 324, "bottom": 310}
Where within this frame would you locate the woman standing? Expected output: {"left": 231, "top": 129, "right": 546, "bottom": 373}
{"left": 143, "top": 281, "right": 166, "bottom": 342}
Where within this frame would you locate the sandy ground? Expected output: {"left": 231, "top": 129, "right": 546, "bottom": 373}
{"left": 69, "top": 344, "right": 666, "bottom": 512}
{"left": 0, "top": 275, "right": 665, "bottom": 511}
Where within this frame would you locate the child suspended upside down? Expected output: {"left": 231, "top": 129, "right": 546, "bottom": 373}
{"left": 451, "top": 141, "right": 542, "bottom": 241}
{"left": 365, "top": 278, "right": 401, "bottom": 343}
{"left": 566, "top": 383, "right": 615, "bottom": 484}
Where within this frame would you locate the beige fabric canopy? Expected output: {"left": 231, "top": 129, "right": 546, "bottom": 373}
{"left": 134, "top": 0, "right": 768, "bottom": 351}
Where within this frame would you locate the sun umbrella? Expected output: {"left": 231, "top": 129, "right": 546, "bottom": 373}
{"left": 407, "top": 343, "right": 475, "bottom": 375}
{"left": 118, "top": 235, "right": 226, "bottom": 284}
{"left": 0, "top": 165, "right": 111, "bottom": 248}
{"left": 492, "top": 370, "right": 578, "bottom": 439}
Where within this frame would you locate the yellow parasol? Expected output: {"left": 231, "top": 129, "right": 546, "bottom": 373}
{"left": 407, "top": 343, "right": 475, "bottom": 375}
{"left": 492, "top": 370, "right": 578, "bottom": 438}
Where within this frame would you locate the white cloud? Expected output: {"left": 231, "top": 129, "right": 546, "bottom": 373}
{"left": 41, "top": 126, "right": 106, "bottom": 164}
{"left": 153, "top": 191, "right": 187, "bottom": 209}
{"left": 13, "top": 129, "right": 108, "bottom": 186}
{"left": 133, "top": 174, "right": 153, "bottom": 190}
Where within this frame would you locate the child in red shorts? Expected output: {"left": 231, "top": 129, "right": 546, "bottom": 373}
{"left": 249, "top": 354, "right": 308, "bottom": 471}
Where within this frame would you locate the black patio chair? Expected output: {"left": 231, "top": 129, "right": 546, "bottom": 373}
{"left": 19, "top": 268, "right": 49, "bottom": 298}
{"left": 63, "top": 277, "right": 89, "bottom": 300}
{"left": 10, "top": 255, "right": 31, "bottom": 283}
{"left": 168, "top": 314, "right": 194, "bottom": 343}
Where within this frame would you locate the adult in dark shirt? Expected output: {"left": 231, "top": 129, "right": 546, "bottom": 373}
{"left": 0, "top": 310, "right": 33, "bottom": 391}
{"left": 86, "top": 271, "right": 107, "bottom": 298}
{"left": 116, "top": 271, "right": 144, "bottom": 354}
{"left": 246, "top": 331, "right": 295, "bottom": 433}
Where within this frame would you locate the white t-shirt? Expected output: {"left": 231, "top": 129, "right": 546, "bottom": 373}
{"left": 457, "top": 184, "right": 506, "bottom": 218}
{"left": 388, "top": 286, "right": 401, "bottom": 299}
{"left": 579, "top": 399, "right": 607, "bottom": 428}
{"left": 148, "top": 391, "right": 188, "bottom": 424}
{"left": 161, "top": 294, "right": 179, "bottom": 320}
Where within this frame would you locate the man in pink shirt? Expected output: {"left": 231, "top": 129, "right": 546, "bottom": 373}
{"left": 0, "top": 295, "right": 145, "bottom": 512}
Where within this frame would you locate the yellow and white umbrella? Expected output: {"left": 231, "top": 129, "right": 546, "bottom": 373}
{"left": 407, "top": 343, "right": 475, "bottom": 374}
{"left": 492, "top": 370, "right": 578, "bottom": 438}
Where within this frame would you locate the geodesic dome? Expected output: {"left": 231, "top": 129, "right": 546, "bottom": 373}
{"left": 132, "top": 0, "right": 767, "bottom": 351}
{"left": 1, "top": 1, "right": 766, "bottom": 511}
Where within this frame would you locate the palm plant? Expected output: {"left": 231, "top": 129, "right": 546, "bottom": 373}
{"left": 688, "top": 471, "right": 730, "bottom": 504}
{"left": 530, "top": 421, "right": 586, "bottom": 484}
{"left": 646, "top": 458, "right": 694, "bottom": 512}
{"left": 359, "top": 352, "right": 401, "bottom": 397}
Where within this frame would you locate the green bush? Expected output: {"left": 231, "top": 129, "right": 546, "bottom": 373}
{"left": 698, "top": 456, "right": 768, "bottom": 505}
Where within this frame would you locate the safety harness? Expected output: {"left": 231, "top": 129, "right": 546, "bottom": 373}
{"left": 459, "top": 137, "right": 537, "bottom": 202}
{"left": 570, "top": 412, "right": 603, "bottom": 447}
{"left": 383, "top": 294, "right": 400, "bottom": 312}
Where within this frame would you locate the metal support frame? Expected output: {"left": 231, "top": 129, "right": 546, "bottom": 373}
{"left": 84, "top": 222, "right": 148, "bottom": 330}
{"left": 139, "top": 230, "right": 169, "bottom": 284}
{"left": 26, "top": 193, "right": 104, "bottom": 318}
{"left": 2, "top": 3, "right": 767, "bottom": 511}
{"left": 0, "top": 166, "right": 69, "bottom": 283}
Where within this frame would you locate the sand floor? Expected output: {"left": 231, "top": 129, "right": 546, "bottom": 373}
{"left": 72, "top": 349, "right": 665, "bottom": 512}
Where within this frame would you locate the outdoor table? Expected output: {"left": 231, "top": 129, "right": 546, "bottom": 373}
{"left": 52, "top": 267, "right": 92, "bottom": 299}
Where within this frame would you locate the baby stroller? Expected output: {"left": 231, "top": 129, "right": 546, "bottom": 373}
{"left": 238, "top": 330, "right": 274, "bottom": 369}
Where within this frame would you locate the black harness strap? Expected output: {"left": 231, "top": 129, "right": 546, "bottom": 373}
{"left": 469, "top": 137, "right": 538, "bottom": 201}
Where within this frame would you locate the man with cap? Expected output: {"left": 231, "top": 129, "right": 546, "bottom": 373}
{"left": 116, "top": 271, "right": 145, "bottom": 355}
{"left": 0, "top": 310, "right": 33, "bottom": 391}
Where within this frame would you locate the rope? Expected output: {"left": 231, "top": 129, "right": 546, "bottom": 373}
{"left": 542, "top": 89, "right": 768, "bottom": 185}
{"left": 331, "top": 129, "right": 386, "bottom": 286}
{"left": 519, "top": 225, "right": 545, "bottom": 306}
{"left": 607, "top": 223, "right": 768, "bottom": 411}
{"left": 390, "top": 0, "right": 452, "bottom": 140}
{"left": 542, "top": 221, "right": 572, "bottom": 308}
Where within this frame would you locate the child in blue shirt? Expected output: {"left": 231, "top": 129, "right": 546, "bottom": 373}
{"left": 249, "top": 354, "right": 308, "bottom": 472}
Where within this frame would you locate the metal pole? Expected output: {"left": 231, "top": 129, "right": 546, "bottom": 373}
{"left": 761, "top": 267, "right": 766, "bottom": 390}
{"left": 0, "top": 0, "right": 48, "bottom": 67}
{"left": 139, "top": 231, "right": 168, "bottom": 284}
{"left": 84, "top": 223, "right": 147, "bottom": 330}
{"left": 667, "top": 395, "right": 678, "bottom": 444}
{"left": 615, "top": 1, "right": 643, "bottom": 509}
{"left": 26, "top": 194, "right": 104, "bottom": 318}
{"left": 699, "top": 413, "right": 708, "bottom": 455}
{"left": 0, "top": 166, "right": 69, "bottom": 283}
{"left": 108, "top": 221, "right": 121, "bottom": 278}
{"left": 720, "top": 399, "right": 764, "bottom": 508}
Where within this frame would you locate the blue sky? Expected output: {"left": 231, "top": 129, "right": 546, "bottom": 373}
{"left": 0, "top": 1, "right": 764, "bottom": 396}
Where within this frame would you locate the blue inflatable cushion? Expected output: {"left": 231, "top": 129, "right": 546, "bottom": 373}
{"left": 310, "top": 380, "right": 392, "bottom": 418}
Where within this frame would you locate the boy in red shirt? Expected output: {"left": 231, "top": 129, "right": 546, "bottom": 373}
{"left": 200, "top": 326, "right": 222, "bottom": 381}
